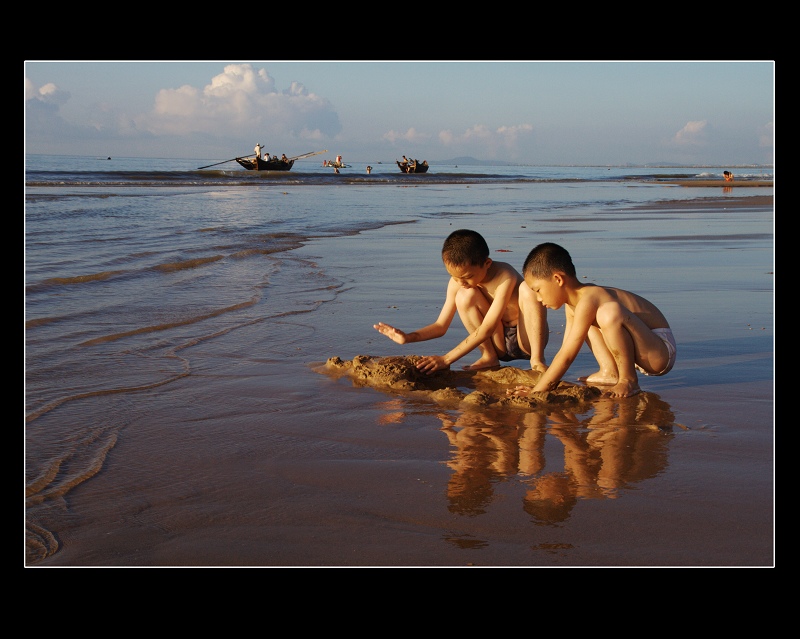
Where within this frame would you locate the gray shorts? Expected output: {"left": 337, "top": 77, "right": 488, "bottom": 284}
{"left": 498, "top": 324, "right": 528, "bottom": 362}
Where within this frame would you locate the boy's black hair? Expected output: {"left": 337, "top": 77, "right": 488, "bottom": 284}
{"left": 442, "top": 229, "right": 490, "bottom": 266}
{"left": 522, "top": 242, "right": 577, "bottom": 279}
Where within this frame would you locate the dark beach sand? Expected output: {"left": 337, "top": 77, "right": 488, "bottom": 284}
{"left": 28, "top": 194, "right": 774, "bottom": 568}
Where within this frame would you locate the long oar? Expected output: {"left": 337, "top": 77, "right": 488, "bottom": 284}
{"left": 287, "top": 149, "right": 328, "bottom": 162}
{"left": 197, "top": 154, "right": 254, "bottom": 170}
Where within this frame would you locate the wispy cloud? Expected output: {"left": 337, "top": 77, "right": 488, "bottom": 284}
{"left": 438, "top": 123, "right": 533, "bottom": 158}
{"left": 671, "top": 120, "right": 708, "bottom": 147}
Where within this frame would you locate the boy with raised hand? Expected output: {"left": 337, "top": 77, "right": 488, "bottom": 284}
{"left": 374, "top": 229, "right": 549, "bottom": 374}
{"left": 514, "top": 242, "right": 676, "bottom": 398}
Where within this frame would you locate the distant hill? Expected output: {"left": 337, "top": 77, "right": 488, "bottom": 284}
{"left": 432, "top": 156, "right": 515, "bottom": 167}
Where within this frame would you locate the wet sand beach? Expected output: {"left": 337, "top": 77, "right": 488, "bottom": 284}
{"left": 26, "top": 188, "right": 774, "bottom": 567}
{"left": 651, "top": 180, "right": 774, "bottom": 188}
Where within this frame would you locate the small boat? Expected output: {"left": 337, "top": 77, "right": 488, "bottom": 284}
{"left": 236, "top": 156, "right": 294, "bottom": 171}
{"left": 323, "top": 155, "right": 349, "bottom": 170}
{"left": 397, "top": 159, "right": 429, "bottom": 174}
{"left": 197, "top": 149, "right": 327, "bottom": 172}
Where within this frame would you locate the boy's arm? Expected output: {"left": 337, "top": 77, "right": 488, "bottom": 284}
{"left": 374, "top": 279, "right": 458, "bottom": 344}
{"left": 533, "top": 299, "right": 595, "bottom": 391}
{"left": 518, "top": 282, "right": 548, "bottom": 370}
{"left": 440, "top": 276, "right": 515, "bottom": 366}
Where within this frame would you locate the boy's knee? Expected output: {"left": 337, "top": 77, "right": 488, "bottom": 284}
{"left": 596, "top": 303, "right": 624, "bottom": 327}
{"left": 455, "top": 286, "right": 481, "bottom": 307}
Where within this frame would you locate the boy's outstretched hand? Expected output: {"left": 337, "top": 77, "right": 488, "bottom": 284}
{"left": 373, "top": 322, "right": 409, "bottom": 345}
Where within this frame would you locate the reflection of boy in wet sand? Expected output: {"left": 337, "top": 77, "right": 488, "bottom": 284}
{"left": 374, "top": 229, "right": 549, "bottom": 373}
{"left": 523, "top": 395, "right": 674, "bottom": 523}
{"left": 435, "top": 394, "right": 675, "bottom": 523}
{"left": 513, "top": 242, "right": 676, "bottom": 398}
{"left": 439, "top": 412, "right": 516, "bottom": 515}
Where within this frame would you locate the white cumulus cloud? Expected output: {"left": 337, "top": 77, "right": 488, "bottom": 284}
{"left": 25, "top": 63, "right": 342, "bottom": 154}
{"left": 672, "top": 120, "right": 708, "bottom": 146}
{"left": 136, "top": 64, "right": 340, "bottom": 139}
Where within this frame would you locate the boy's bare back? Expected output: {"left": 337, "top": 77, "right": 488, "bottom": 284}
{"left": 572, "top": 284, "right": 669, "bottom": 331}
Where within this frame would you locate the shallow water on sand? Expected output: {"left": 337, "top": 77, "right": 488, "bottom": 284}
{"left": 25, "top": 158, "right": 774, "bottom": 566}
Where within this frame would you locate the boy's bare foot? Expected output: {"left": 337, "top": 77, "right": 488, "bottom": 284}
{"left": 578, "top": 371, "right": 617, "bottom": 385}
{"left": 462, "top": 355, "right": 500, "bottom": 371}
{"left": 603, "top": 379, "right": 641, "bottom": 398}
{"left": 530, "top": 361, "right": 548, "bottom": 374}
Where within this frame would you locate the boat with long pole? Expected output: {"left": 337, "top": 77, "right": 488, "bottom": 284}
{"left": 198, "top": 150, "right": 327, "bottom": 171}
{"left": 234, "top": 149, "right": 328, "bottom": 171}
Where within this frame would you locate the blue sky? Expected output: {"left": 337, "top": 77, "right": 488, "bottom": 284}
{"left": 24, "top": 60, "right": 774, "bottom": 166}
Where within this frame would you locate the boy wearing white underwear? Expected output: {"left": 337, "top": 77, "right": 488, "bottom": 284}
{"left": 514, "top": 242, "right": 675, "bottom": 399}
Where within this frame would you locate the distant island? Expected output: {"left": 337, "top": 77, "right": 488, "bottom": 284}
{"left": 384, "top": 157, "right": 773, "bottom": 169}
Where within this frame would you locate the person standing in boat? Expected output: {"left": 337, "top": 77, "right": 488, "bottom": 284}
{"left": 254, "top": 143, "right": 262, "bottom": 161}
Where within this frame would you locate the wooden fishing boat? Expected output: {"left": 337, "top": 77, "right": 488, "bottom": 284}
{"left": 236, "top": 156, "right": 294, "bottom": 171}
{"left": 397, "top": 159, "right": 429, "bottom": 174}
{"left": 198, "top": 149, "right": 327, "bottom": 171}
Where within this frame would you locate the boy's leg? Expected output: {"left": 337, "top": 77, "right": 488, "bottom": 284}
{"left": 580, "top": 326, "right": 619, "bottom": 385}
{"left": 614, "top": 311, "right": 673, "bottom": 377}
{"left": 592, "top": 307, "right": 638, "bottom": 396}
{"left": 593, "top": 302, "right": 669, "bottom": 397}
{"left": 518, "top": 283, "right": 549, "bottom": 372}
{"left": 455, "top": 287, "right": 504, "bottom": 369}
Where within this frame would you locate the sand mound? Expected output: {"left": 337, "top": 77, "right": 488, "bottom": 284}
{"left": 318, "top": 355, "right": 601, "bottom": 410}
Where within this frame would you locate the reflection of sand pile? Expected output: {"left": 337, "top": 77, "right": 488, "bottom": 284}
{"left": 321, "top": 355, "right": 601, "bottom": 409}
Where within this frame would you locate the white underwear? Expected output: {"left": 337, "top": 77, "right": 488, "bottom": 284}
{"left": 635, "top": 327, "right": 676, "bottom": 377}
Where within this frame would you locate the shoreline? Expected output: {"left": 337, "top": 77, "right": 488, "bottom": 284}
{"left": 648, "top": 180, "right": 773, "bottom": 187}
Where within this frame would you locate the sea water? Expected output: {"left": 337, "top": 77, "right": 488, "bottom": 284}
{"left": 24, "top": 154, "right": 774, "bottom": 565}
{"left": 25, "top": 154, "right": 774, "bottom": 422}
